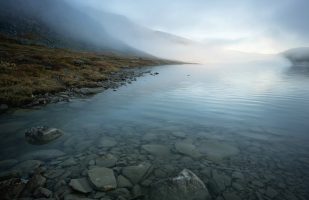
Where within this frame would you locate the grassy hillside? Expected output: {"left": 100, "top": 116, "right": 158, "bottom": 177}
{"left": 0, "top": 35, "right": 172, "bottom": 106}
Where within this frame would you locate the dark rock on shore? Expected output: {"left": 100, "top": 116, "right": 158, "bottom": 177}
{"left": 25, "top": 126, "right": 64, "bottom": 145}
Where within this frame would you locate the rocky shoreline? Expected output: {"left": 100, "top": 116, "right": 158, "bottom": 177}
{"left": 0, "top": 123, "right": 308, "bottom": 200}
{"left": 0, "top": 67, "right": 160, "bottom": 113}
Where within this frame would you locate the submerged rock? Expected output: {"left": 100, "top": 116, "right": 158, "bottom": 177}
{"left": 95, "top": 154, "right": 118, "bottom": 168}
{"left": 88, "top": 167, "right": 117, "bottom": 191}
{"left": 12, "top": 160, "right": 43, "bottom": 176}
{"left": 148, "top": 169, "right": 211, "bottom": 200}
{"left": 20, "top": 149, "right": 65, "bottom": 160}
{"left": 117, "top": 175, "right": 133, "bottom": 188}
{"left": 122, "top": 163, "right": 152, "bottom": 184}
{"left": 198, "top": 140, "right": 239, "bottom": 161}
{"left": 69, "top": 178, "right": 93, "bottom": 194}
{"left": 175, "top": 141, "right": 201, "bottom": 158}
{"left": 142, "top": 144, "right": 171, "bottom": 158}
{"left": 0, "top": 178, "right": 27, "bottom": 200}
{"left": 25, "top": 126, "right": 64, "bottom": 145}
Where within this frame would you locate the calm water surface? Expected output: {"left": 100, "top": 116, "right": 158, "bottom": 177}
{"left": 1, "top": 61, "right": 309, "bottom": 199}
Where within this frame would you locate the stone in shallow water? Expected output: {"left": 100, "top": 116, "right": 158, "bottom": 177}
{"left": 142, "top": 144, "right": 171, "bottom": 158}
{"left": 44, "top": 169, "right": 65, "bottom": 179}
{"left": 69, "top": 178, "right": 93, "bottom": 194}
{"left": 223, "top": 192, "right": 241, "bottom": 200}
{"left": 175, "top": 141, "right": 201, "bottom": 158}
{"left": 265, "top": 187, "right": 278, "bottom": 198}
{"left": 198, "top": 140, "right": 239, "bottom": 161}
{"left": 88, "top": 167, "right": 117, "bottom": 191}
{"left": 117, "top": 175, "right": 133, "bottom": 188}
{"left": 122, "top": 163, "right": 152, "bottom": 184}
{"left": 99, "top": 137, "right": 117, "bottom": 148}
{"left": 0, "top": 159, "right": 18, "bottom": 170}
{"left": 95, "top": 154, "right": 117, "bottom": 168}
{"left": 0, "top": 178, "right": 26, "bottom": 200}
{"left": 61, "top": 157, "right": 77, "bottom": 167}
{"left": 12, "top": 160, "right": 42, "bottom": 176}
{"left": 25, "top": 126, "right": 64, "bottom": 145}
{"left": 148, "top": 169, "right": 211, "bottom": 200}
{"left": 20, "top": 149, "right": 65, "bottom": 161}
{"left": 171, "top": 131, "right": 186, "bottom": 138}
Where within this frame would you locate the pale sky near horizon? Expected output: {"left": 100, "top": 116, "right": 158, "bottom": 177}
{"left": 72, "top": 0, "right": 309, "bottom": 54}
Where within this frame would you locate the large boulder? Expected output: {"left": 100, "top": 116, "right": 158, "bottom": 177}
{"left": 148, "top": 169, "right": 211, "bottom": 200}
{"left": 25, "top": 126, "right": 64, "bottom": 145}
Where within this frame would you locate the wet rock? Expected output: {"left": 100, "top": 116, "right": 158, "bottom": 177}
{"left": 44, "top": 169, "right": 65, "bottom": 179}
{"left": 212, "top": 170, "right": 231, "bottom": 191}
{"left": 132, "top": 184, "right": 142, "bottom": 197}
{"left": 0, "top": 159, "right": 18, "bottom": 170}
{"left": 95, "top": 154, "right": 117, "bottom": 168}
{"left": 117, "top": 175, "right": 133, "bottom": 188}
{"left": 33, "top": 187, "right": 53, "bottom": 198}
{"left": 223, "top": 192, "right": 241, "bottom": 200}
{"left": 265, "top": 187, "right": 278, "bottom": 198}
{"left": 175, "top": 141, "right": 201, "bottom": 158}
{"left": 99, "top": 137, "right": 117, "bottom": 148}
{"left": 0, "top": 178, "right": 26, "bottom": 200}
{"left": 13, "top": 160, "right": 43, "bottom": 176}
{"left": 0, "top": 170, "right": 21, "bottom": 181}
{"left": 61, "top": 157, "right": 77, "bottom": 167}
{"left": 21, "top": 149, "right": 65, "bottom": 160}
{"left": 109, "top": 188, "right": 131, "bottom": 199}
{"left": 69, "top": 178, "right": 93, "bottom": 194}
{"left": 25, "top": 126, "right": 64, "bottom": 145}
{"left": 142, "top": 144, "right": 171, "bottom": 158}
{"left": 198, "top": 140, "right": 239, "bottom": 161}
{"left": 232, "top": 182, "right": 244, "bottom": 191}
{"left": 88, "top": 167, "right": 117, "bottom": 191}
{"left": 149, "top": 169, "right": 211, "bottom": 200}
{"left": 122, "top": 163, "right": 152, "bottom": 184}
{"left": 232, "top": 171, "right": 244, "bottom": 180}
{"left": 64, "top": 193, "right": 96, "bottom": 200}
{"left": 21, "top": 173, "right": 46, "bottom": 196}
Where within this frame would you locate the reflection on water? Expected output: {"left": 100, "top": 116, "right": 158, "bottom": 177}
{"left": 0, "top": 62, "right": 309, "bottom": 199}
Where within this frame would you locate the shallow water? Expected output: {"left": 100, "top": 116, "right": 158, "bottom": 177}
{"left": 1, "top": 61, "right": 309, "bottom": 199}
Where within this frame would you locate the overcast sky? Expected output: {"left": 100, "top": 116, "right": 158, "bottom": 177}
{"left": 71, "top": 0, "right": 309, "bottom": 54}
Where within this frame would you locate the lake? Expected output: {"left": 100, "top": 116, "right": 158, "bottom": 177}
{"left": 1, "top": 61, "right": 309, "bottom": 199}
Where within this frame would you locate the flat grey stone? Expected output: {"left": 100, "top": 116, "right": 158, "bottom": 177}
{"left": 175, "top": 141, "right": 201, "bottom": 158}
{"left": 12, "top": 160, "right": 43, "bottom": 175}
{"left": 95, "top": 154, "right": 117, "bottom": 168}
{"left": 223, "top": 192, "right": 241, "bottom": 200}
{"left": 142, "top": 144, "right": 171, "bottom": 158}
{"left": 99, "top": 137, "right": 117, "bottom": 148}
{"left": 69, "top": 178, "right": 93, "bottom": 194}
{"left": 266, "top": 187, "right": 278, "bottom": 198}
{"left": 117, "top": 175, "right": 133, "bottom": 188}
{"left": 61, "top": 157, "right": 77, "bottom": 167}
{"left": 122, "top": 163, "right": 152, "bottom": 184}
{"left": 88, "top": 167, "right": 117, "bottom": 191}
{"left": 198, "top": 140, "right": 239, "bottom": 161}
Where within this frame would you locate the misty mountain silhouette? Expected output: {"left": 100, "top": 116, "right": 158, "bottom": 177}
{"left": 0, "top": 0, "right": 149, "bottom": 56}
